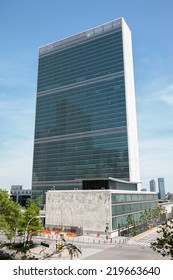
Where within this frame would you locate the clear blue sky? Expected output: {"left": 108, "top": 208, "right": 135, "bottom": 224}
{"left": 0, "top": 0, "right": 173, "bottom": 192}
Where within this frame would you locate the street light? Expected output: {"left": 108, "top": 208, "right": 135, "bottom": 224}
{"left": 24, "top": 215, "right": 45, "bottom": 246}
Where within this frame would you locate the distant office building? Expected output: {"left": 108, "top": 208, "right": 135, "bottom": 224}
{"left": 32, "top": 18, "right": 140, "bottom": 202}
{"left": 150, "top": 179, "right": 156, "bottom": 192}
{"left": 11, "top": 185, "right": 23, "bottom": 191}
{"left": 158, "top": 178, "right": 166, "bottom": 200}
{"left": 10, "top": 185, "right": 31, "bottom": 207}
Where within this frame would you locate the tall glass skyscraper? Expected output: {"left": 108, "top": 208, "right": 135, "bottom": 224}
{"left": 150, "top": 179, "right": 156, "bottom": 192}
{"left": 32, "top": 18, "right": 140, "bottom": 201}
{"left": 158, "top": 178, "right": 166, "bottom": 199}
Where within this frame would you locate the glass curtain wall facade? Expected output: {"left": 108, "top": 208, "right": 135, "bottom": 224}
{"left": 150, "top": 179, "right": 156, "bottom": 192}
{"left": 111, "top": 192, "right": 158, "bottom": 229}
{"left": 32, "top": 18, "right": 140, "bottom": 201}
{"left": 158, "top": 178, "right": 166, "bottom": 199}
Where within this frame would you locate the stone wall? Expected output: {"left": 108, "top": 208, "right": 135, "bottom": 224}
{"left": 45, "top": 190, "right": 111, "bottom": 233}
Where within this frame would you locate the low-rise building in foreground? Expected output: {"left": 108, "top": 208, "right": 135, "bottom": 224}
{"left": 45, "top": 189, "right": 158, "bottom": 236}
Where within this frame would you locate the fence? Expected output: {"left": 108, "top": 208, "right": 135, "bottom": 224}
{"left": 38, "top": 231, "right": 130, "bottom": 245}
{"left": 119, "top": 213, "right": 169, "bottom": 237}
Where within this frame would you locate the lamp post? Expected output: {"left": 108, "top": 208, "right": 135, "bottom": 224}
{"left": 24, "top": 215, "right": 45, "bottom": 246}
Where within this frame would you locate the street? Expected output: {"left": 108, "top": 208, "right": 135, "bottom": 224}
{"left": 0, "top": 227, "right": 170, "bottom": 260}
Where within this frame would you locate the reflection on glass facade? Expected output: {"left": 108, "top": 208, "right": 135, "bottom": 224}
{"left": 111, "top": 193, "right": 158, "bottom": 229}
{"left": 32, "top": 18, "right": 140, "bottom": 201}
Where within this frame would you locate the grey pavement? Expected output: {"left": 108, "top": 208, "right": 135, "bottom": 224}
{"left": 79, "top": 243, "right": 170, "bottom": 260}
{"left": 78, "top": 227, "right": 170, "bottom": 260}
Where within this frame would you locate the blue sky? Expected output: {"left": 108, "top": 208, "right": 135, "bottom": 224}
{"left": 0, "top": 0, "right": 173, "bottom": 192}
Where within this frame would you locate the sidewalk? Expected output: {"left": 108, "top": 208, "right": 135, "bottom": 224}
{"left": 36, "top": 227, "right": 160, "bottom": 249}
{"left": 130, "top": 226, "right": 158, "bottom": 241}
{"left": 37, "top": 233, "right": 130, "bottom": 246}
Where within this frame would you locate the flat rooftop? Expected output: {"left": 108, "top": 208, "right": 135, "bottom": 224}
{"left": 47, "top": 189, "right": 157, "bottom": 195}
{"left": 39, "top": 18, "right": 123, "bottom": 56}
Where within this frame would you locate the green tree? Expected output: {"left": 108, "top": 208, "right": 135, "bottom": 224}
{"left": 147, "top": 208, "right": 153, "bottom": 222}
{"left": 151, "top": 219, "right": 173, "bottom": 259}
{"left": 126, "top": 214, "right": 136, "bottom": 236}
{"left": 18, "top": 199, "right": 43, "bottom": 244}
{"left": 139, "top": 211, "right": 147, "bottom": 231}
{"left": 140, "top": 209, "right": 152, "bottom": 224}
{"left": 0, "top": 189, "right": 21, "bottom": 242}
{"left": 151, "top": 207, "right": 163, "bottom": 224}
{"left": 157, "top": 206, "right": 163, "bottom": 215}
{"left": 126, "top": 214, "right": 134, "bottom": 226}
{"left": 139, "top": 211, "right": 147, "bottom": 223}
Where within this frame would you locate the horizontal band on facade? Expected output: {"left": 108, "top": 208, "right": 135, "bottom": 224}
{"left": 112, "top": 200, "right": 159, "bottom": 206}
{"left": 32, "top": 183, "right": 82, "bottom": 188}
{"left": 112, "top": 208, "right": 158, "bottom": 219}
{"left": 37, "top": 71, "right": 124, "bottom": 97}
{"left": 34, "top": 126, "right": 127, "bottom": 144}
